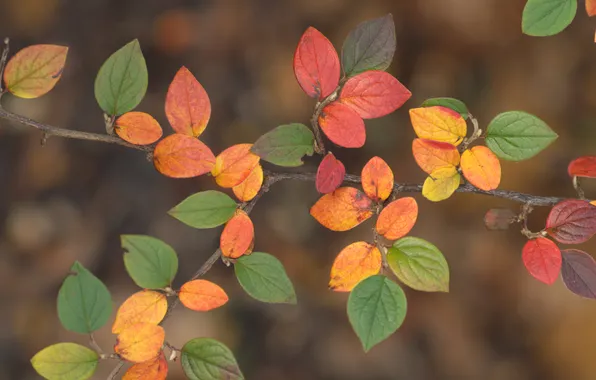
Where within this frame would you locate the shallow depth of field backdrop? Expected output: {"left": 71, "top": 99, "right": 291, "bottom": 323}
{"left": 1, "top": 0, "right": 596, "bottom": 379}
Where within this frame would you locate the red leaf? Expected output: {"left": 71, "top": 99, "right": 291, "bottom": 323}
{"left": 165, "top": 66, "right": 211, "bottom": 137}
{"left": 568, "top": 156, "right": 596, "bottom": 178}
{"left": 522, "top": 238, "right": 562, "bottom": 285}
{"left": 293, "top": 27, "right": 340, "bottom": 99}
{"left": 318, "top": 102, "right": 365, "bottom": 148}
{"left": 316, "top": 152, "right": 345, "bottom": 194}
{"left": 339, "top": 71, "right": 411, "bottom": 119}
{"left": 546, "top": 199, "right": 596, "bottom": 244}
{"left": 561, "top": 249, "right": 596, "bottom": 299}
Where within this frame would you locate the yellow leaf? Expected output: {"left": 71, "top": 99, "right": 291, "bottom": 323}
{"left": 409, "top": 106, "right": 467, "bottom": 146}
{"left": 112, "top": 290, "right": 168, "bottom": 334}
{"left": 422, "top": 166, "right": 460, "bottom": 202}
{"left": 329, "top": 242, "right": 382, "bottom": 292}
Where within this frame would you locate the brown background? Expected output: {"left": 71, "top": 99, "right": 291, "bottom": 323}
{"left": 2, "top": 0, "right": 596, "bottom": 379}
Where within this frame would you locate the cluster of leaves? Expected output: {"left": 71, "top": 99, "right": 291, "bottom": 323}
{"left": 521, "top": 0, "right": 595, "bottom": 38}
{"left": 6, "top": 9, "right": 596, "bottom": 380}
{"left": 409, "top": 100, "right": 557, "bottom": 202}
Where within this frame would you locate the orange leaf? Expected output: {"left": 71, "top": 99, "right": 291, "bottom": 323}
{"left": 409, "top": 106, "right": 467, "bottom": 146}
{"left": 329, "top": 242, "right": 382, "bottom": 292}
{"left": 588, "top": 0, "right": 596, "bottom": 17}
{"left": 318, "top": 102, "right": 366, "bottom": 148}
{"left": 3, "top": 44, "right": 68, "bottom": 98}
{"left": 179, "top": 279, "right": 229, "bottom": 311}
{"left": 412, "top": 138, "right": 460, "bottom": 174}
{"left": 316, "top": 152, "right": 345, "bottom": 194}
{"left": 460, "top": 146, "right": 501, "bottom": 191}
{"left": 233, "top": 164, "right": 263, "bottom": 202}
{"left": 115, "top": 322, "right": 165, "bottom": 363}
{"left": 310, "top": 187, "right": 373, "bottom": 231}
{"left": 568, "top": 156, "right": 596, "bottom": 178}
{"left": 123, "top": 351, "right": 168, "bottom": 380}
{"left": 293, "top": 27, "right": 340, "bottom": 100}
{"left": 221, "top": 210, "right": 254, "bottom": 259}
{"left": 212, "top": 144, "right": 260, "bottom": 188}
{"left": 115, "top": 112, "right": 163, "bottom": 145}
{"left": 376, "top": 197, "right": 418, "bottom": 240}
{"left": 339, "top": 71, "right": 411, "bottom": 119}
{"left": 361, "top": 156, "right": 394, "bottom": 201}
{"left": 165, "top": 66, "right": 211, "bottom": 137}
{"left": 112, "top": 290, "right": 168, "bottom": 334}
{"left": 153, "top": 134, "right": 215, "bottom": 178}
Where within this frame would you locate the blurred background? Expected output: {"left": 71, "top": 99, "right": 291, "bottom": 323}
{"left": 1, "top": 0, "right": 596, "bottom": 379}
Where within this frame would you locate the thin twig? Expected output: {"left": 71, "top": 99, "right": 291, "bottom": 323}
{"left": 107, "top": 361, "right": 125, "bottom": 380}
{"left": 0, "top": 38, "right": 10, "bottom": 95}
{"left": 310, "top": 87, "right": 340, "bottom": 155}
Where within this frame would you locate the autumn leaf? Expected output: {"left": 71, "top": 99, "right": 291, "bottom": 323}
{"left": 293, "top": 27, "right": 340, "bottom": 99}
{"left": 522, "top": 238, "right": 561, "bottom": 285}
{"left": 409, "top": 106, "right": 467, "bottom": 146}
{"left": 422, "top": 166, "right": 460, "bottom": 202}
{"left": 588, "top": 0, "right": 596, "bottom": 17}
{"left": 153, "top": 134, "right": 215, "bottom": 178}
{"left": 3, "top": 44, "right": 68, "bottom": 98}
{"left": 318, "top": 102, "right": 366, "bottom": 148}
{"left": 115, "top": 112, "right": 163, "bottom": 145}
{"left": 310, "top": 187, "right": 373, "bottom": 231}
{"left": 484, "top": 208, "right": 516, "bottom": 230}
{"left": 561, "top": 249, "right": 596, "bottom": 299}
{"left": 220, "top": 210, "right": 254, "bottom": 259}
{"left": 165, "top": 66, "right": 211, "bottom": 137}
{"left": 460, "top": 146, "right": 501, "bottom": 191}
{"left": 316, "top": 152, "right": 345, "bottom": 194}
{"left": 123, "top": 351, "right": 168, "bottom": 380}
{"left": 233, "top": 164, "right": 263, "bottom": 202}
{"left": 339, "top": 71, "right": 411, "bottom": 118}
{"left": 112, "top": 290, "right": 168, "bottom": 334}
{"left": 31, "top": 343, "right": 98, "bottom": 380}
{"left": 376, "top": 197, "right": 418, "bottom": 240}
{"left": 212, "top": 144, "right": 260, "bottom": 188}
{"left": 329, "top": 242, "right": 382, "bottom": 292}
{"left": 546, "top": 199, "right": 596, "bottom": 244}
{"left": 361, "top": 156, "right": 394, "bottom": 202}
{"left": 568, "top": 156, "right": 596, "bottom": 178}
{"left": 412, "top": 138, "right": 460, "bottom": 174}
{"left": 421, "top": 97, "right": 469, "bottom": 119}
{"left": 114, "top": 322, "right": 165, "bottom": 363}
{"left": 179, "top": 279, "right": 229, "bottom": 311}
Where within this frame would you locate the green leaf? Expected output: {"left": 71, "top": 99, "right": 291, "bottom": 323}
{"left": 169, "top": 190, "right": 238, "bottom": 228}
{"left": 421, "top": 97, "right": 469, "bottom": 119}
{"left": 485, "top": 111, "right": 558, "bottom": 161}
{"left": 94, "top": 39, "right": 148, "bottom": 116}
{"left": 341, "top": 14, "right": 396, "bottom": 77}
{"left": 121, "top": 235, "right": 178, "bottom": 289}
{"left": 387, "top": 237, "right": 449, "bottom": 292}
{"left": 181, "top": 338, "right": 244, "bottom": 380}
{"left": 234, "top": 252, "right": 297, "bottom": 304}
{"left": 522, "top": 0, "right": 577, "bottom": 37}
{"left": 31, "top": 343, "right": 98, "bottom": 380}
{"left": 57, "top": 261, "right": 112, "bottom": 334}
{"left": 347, "top": 275, "right": 407, "bottom": 352}
{"left": 250, "top": 123, "right": 314, "bottom": 167}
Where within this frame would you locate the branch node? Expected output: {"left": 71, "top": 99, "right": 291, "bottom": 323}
{"left": 40, "top": 133, "right": 49, "bottom": 146}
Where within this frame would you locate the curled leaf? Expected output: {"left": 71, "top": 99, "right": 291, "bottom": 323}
{"left": 212, "top": 144, "right": 260, "bottom": 188}
{"left": 361, "top": 156, "right": 394, "bottom": 202}
{"left": 310, "top": 187, "right": 373, "bottom": 231}
{"left": 316, "top": 152, "right": 346, "bottom": 194}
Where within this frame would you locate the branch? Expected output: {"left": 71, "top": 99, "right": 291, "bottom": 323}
{"left": 0, "top": 38, "right": 10, "bottom": 94}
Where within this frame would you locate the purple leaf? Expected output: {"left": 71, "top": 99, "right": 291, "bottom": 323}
{"left": 561, "top": 249, "right": 596, "bottom": 299}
